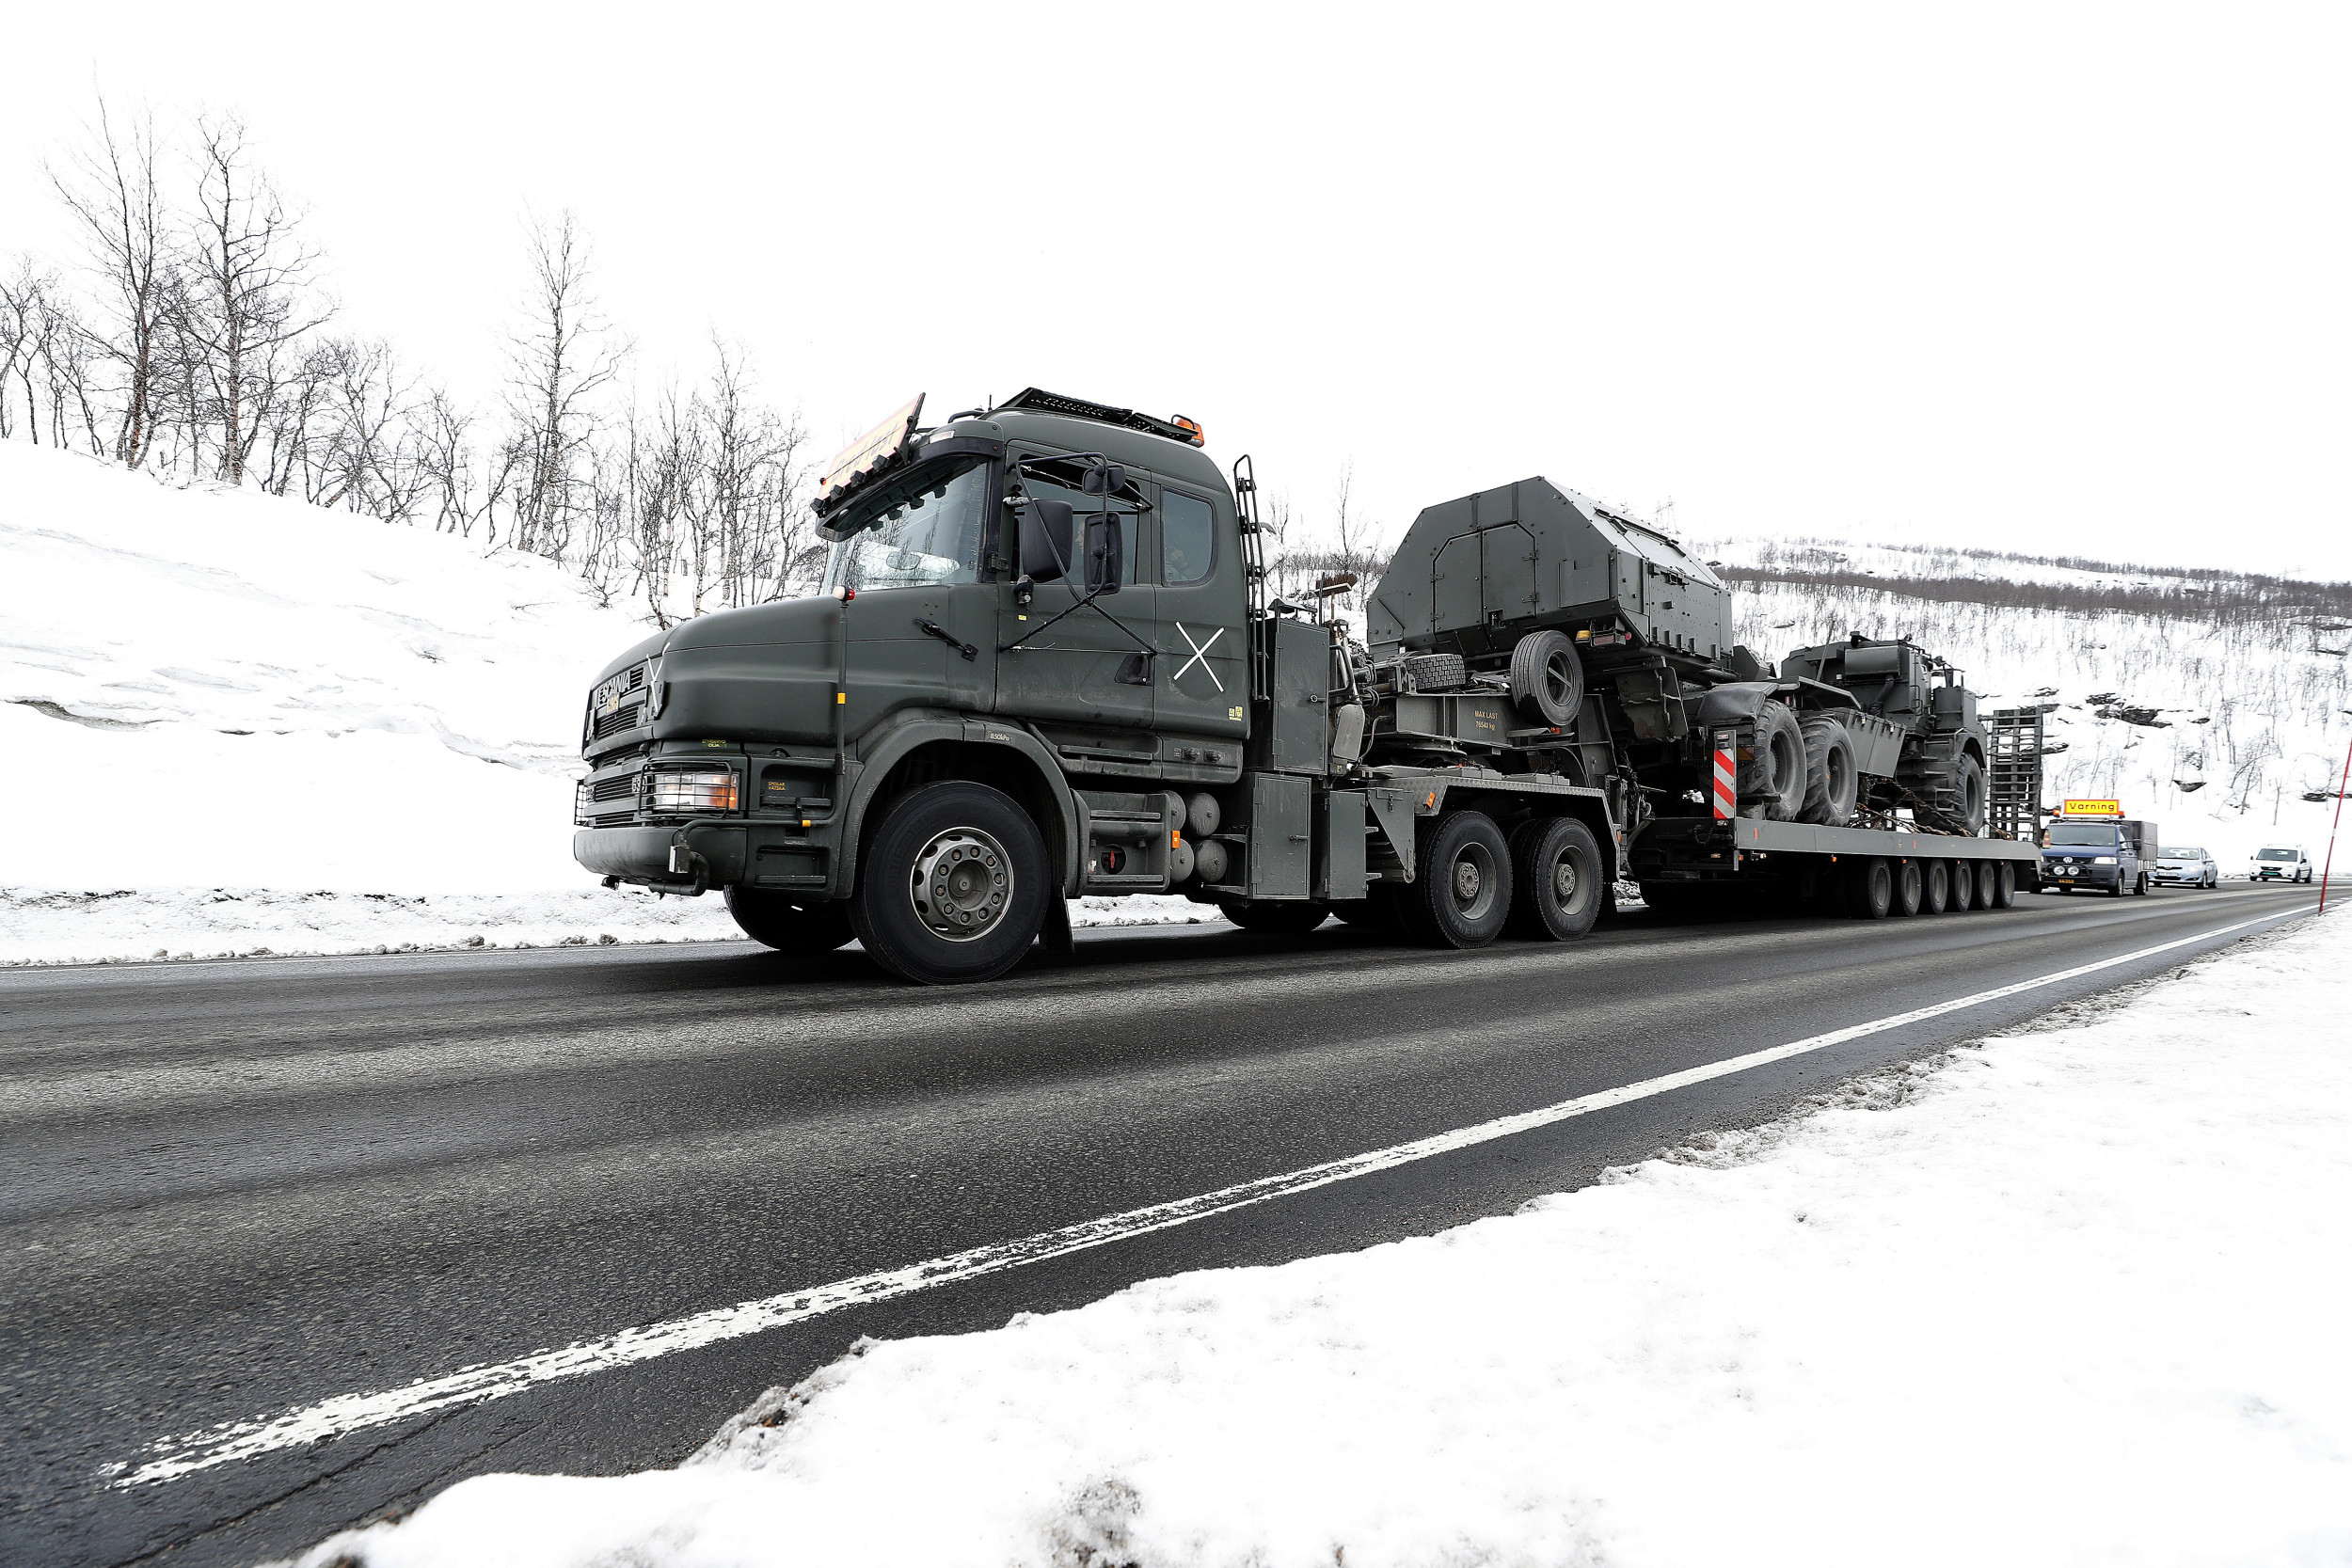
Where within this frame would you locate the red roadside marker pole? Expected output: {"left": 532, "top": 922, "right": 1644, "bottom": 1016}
{"left": 2322, "top": 724, "right": 2352, "bottom": 914}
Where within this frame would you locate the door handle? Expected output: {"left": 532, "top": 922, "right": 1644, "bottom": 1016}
{"left": 916, "top": 619, "right": 978, "bottom": 661}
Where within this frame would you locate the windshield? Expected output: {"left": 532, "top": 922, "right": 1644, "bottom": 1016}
{"left": 2258, "top": 848, "right": 2296, "bottom": 860}
{"left": 820, "top": 460, "right": 989, "bottom": 594}
{"left": 2048, "top": 824, "right": 2120, "bottom": 846}
{"left": 2161, "top": 848, "right": 2204, "bottom": 858}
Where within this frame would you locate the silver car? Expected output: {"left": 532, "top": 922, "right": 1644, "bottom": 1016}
{"left": 2152, "top": 846, "right": 2218, "bottom": 888}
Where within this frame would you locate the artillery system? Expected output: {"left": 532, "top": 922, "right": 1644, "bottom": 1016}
{"left": 1350, "top": 478, "right": 1990, "bottom": 837}
{"left": 570, "top": 390, "right": 2040, "bottom": 984}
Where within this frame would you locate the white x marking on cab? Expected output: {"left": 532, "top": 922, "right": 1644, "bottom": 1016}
{"left": 1173, "top": 623, "right": 1225, "bottom": 691}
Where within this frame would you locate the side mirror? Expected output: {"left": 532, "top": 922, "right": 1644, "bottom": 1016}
{"left": 1084, "top": 513, "right": 1122, "bottom": 594}
{"left": 1021, "top": 499, "right": 1074, "bottom": 582}
{"left": 1081, "top": 461, "right": 1127, "bottom": 498}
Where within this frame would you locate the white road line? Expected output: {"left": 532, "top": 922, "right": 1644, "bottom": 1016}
{"left": 109, "top": 900, "right": 2316, "bottom": 1487}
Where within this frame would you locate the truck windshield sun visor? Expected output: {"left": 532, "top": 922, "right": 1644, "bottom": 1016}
{"left": 819, "top": 459, "right": 991, "bottom": 594}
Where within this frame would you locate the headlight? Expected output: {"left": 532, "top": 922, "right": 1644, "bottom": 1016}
{"left": 650, "top": 769, "right": 739, "bottom": 814}
{"left": 2094, "top": 855, "right": 2118, "bottom": 864}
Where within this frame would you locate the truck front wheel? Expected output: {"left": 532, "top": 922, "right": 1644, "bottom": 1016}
{"left": 851, "top": 782, "right": 1050, "bottom": 986}
{"left": 1505, "top": 816, "right": 1604, "bottom": 941}
{"left": 724, "top": 887, "right": 854, "bottom": 954}
{"left": 1401, "top": 810, "right": 1514, "bottom": 949}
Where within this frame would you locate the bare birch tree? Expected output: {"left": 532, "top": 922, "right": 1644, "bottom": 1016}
{"left": 507, "top": 210, "right": 624, "bottom": 561}
{"left": 48, "top": 97, "right": 172, "bottom": 468}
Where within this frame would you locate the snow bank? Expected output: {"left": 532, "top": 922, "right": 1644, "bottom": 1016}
{"left": 290, "top": 912, "right": 2349, "bottom": 1568}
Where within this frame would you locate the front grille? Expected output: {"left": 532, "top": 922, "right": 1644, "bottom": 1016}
{"left": 592, "top": 701, "right": 646, "bottom": 739}
{"left": 590, "top": 773, "right": 639, "bottom": 802}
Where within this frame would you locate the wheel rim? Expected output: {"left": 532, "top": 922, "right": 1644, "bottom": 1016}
{"left": 1451, "top": 841, "right": 1499, "bottom": 922}
{"left": 1550, "top": 841, "right": 1593, "bottom": 913}
{"left": 1542, "top": 650, "right": 1578, "bottom": 713}
{"left": 909, "top": 826, "right": 1012, "bottom": 942}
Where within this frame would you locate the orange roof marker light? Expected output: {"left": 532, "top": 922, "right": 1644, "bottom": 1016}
{"left": 1171, "top": 415, "right": 1205, "bottom": 447}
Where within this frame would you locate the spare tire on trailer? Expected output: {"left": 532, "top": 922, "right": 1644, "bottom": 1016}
{"left": 1743, "top": 701, "right": 1806, "bottom": 822}
{"left": 1399, "top": 810, "right": 1514, "bottom": 948}
{"left": 1507, "top": 630, "right": 1585, "bottom": 727}
{"left": 1402, "top": 652, "right": 1468, "bottom": 691}
{"left": 725, "top": 887, "right": 855, "bottom": 953}
{"left": 1797, "top": 715, "right": 1859, "bottom": 826}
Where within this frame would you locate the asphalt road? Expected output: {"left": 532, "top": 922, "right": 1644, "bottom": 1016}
{"left": 0, "top": 879, "right": 2317, "bottom": 1567}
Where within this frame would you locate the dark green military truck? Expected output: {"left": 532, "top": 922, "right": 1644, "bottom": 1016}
{"left": 574, "top": 389, "right": 2042, "bottom": 983}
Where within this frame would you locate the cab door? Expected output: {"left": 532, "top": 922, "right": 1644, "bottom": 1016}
{"left": 993, "top": 451, "right": 1157, "bottom": 734}
{"left": 1152, "top": 481, "right": 1248, "bottom": 745}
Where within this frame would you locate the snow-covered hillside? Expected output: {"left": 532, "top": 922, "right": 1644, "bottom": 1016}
{"left": 0, "top": 441, "right": 746, "bottom": 956}
{"left": 1696, "top": 534, "right": 2352, "bottom": 868}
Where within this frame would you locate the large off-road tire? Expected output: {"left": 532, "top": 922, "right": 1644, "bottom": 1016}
{"left": 1950, "top": 753, "right": 1988, "bottom": 835}
{"left": 1400, "top": 810, "right": 1514, "bottom": 948}
{"left": 1507, "top": 630, "right": 1585, "bottom": 728}
{"left": 850, "top": 781, "right": 1049, "bottom": 986}
{"left": 1993, "top": 862, "right": 2017, "bottom": 907}
{"left": 1892, "top": 859, "right": 1925, "bottom": 916}
{"left": 1744, "top": 701, "right": 1807, "bottom": 822}
{"left": 1504, "top": 816, "right": 1605, "bottom": 942}
{"left": 1921, "top": 860, "right": 1951, "bottom": 914}
{"left": 1797, "top": 715, "right": 1859, "bottom": 826}
{"left": 724, "top": 887, "right": 855, "bottom": 953}
{"left": 1948, "top": 860, "right": 1977, "bottom": 911}
{"left": 1402, "top": 652, "right": 1468, "bottom": 692}
{"left": 1220, "top": 901, "right": 1330, "bottom": 934}
{"left": 1846, "top": 856, "right": 1893, "bottom": 919}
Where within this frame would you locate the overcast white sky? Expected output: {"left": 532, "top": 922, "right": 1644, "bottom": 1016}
{"left": 6, "top": 3, "right": 2346, "bottom": 576}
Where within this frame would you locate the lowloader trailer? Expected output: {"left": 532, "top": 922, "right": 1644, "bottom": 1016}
{"left": 573, "top": 389, "right": 2043, "bottom": 983}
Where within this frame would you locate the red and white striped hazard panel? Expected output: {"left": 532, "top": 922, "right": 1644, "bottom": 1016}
{"left": 1711, "top": 735, "right": 1737, "bottom": 820}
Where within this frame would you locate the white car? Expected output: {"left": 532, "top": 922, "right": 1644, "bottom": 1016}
{"left": 2152, "top": 847, "right": 2218, "bottom": 888}
{"left": 2250, "top": 847, "right": 2312, "bottom": 883}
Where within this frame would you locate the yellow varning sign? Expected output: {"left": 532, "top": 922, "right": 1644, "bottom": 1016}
{"left": 2061, "top": 799, "right": 2123, "bottom": 817}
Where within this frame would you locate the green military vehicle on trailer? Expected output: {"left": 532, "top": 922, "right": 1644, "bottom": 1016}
{"left": 573, "top": 389, "right": 2042, "bottom": 984}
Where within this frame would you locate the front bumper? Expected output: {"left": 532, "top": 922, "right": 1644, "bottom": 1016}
{"left": 2040, "top": 862, "right": 2119, "bottom": 889}
{"left": 574, "top": 820, "right": 834, "bottom": 895}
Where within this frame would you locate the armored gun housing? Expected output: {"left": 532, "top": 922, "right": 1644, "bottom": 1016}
{"left": 1355, "top": 478, "right": 1988, "bottom": 836}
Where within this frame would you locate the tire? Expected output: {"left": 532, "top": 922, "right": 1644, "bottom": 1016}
{"left": 1892, "top": 859, "right": 1924, "bottom": 916}
{"left": 1744, "top": 701, "right": 1806, "bottom": 822}
{"left": 1949, "top": 753, "right": 1987, "bottom": 835}
{"left": 850, "top": 781, "right": 1049, "bottom": 986}
{"left": 1922, "top": 861, "right": 1950, "bottom": 914}
{"left": 1402, "top": 652, "right": 1467, "bottom": 692}
{"left": 1504, "top": 816, "right": 1605, "bottom": 941}
{"left": 1992, "top": 862, "right": 2017, "bottom": 908}
{"left": 1949, "top": 861, "right": 1976, "bottom": 911}
{"left": 1796, "top": 715, "right": 1859, "bottom": 826}
{"left": 2135, "top": 872, "right": 2150, "bottom": 896}
{"left": 1507, "top": 631, "right": 1585, "bottom": 728}
{"left": 1221, "top": 901, "right": 1329, "bottom": 934}
{"left": 1400, "top": 810, "right": 1514, "bottom": 948}
{"left": 724, "top": 887, "right": 855, "bottom": 953}
{"left": 1972, "top": 862, "right": 1996, "bottom": 910}
{"left": 1846, "top": 856, "right": 1893, "bottom": 919}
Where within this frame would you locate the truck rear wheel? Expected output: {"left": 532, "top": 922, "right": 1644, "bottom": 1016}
{"left": 1892, "top": 859, "right": 1924, "bottom": 916}
{"left": 1922, "top": 861, "right": 1950, "bottom": 913}
{"left": 1846, "top": 856, "right": 1893, "bottom": 919}
{"left": 850, "top": 781, "right": 1049, "bottom": 986}
{"left": 1507, "top": 630, "right": 1585, "bottom": 727}
{"left": 1992, "top": 862, "right": 2017, "bottom": 907}
{"left": 1505, "top": 816, "right": 1604, "bottom": 941}
{"left": 1949, "top": 861, "right": 1977, "bottom": 911}
{"left": 1971, "top": 863, "right": 1997, "bottom": 910}
{"left": 1401, "top": 810, "right": 1514, "bottom": 948}
{"left": 724, "top": 887, "right": 854, "bottom": 954}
